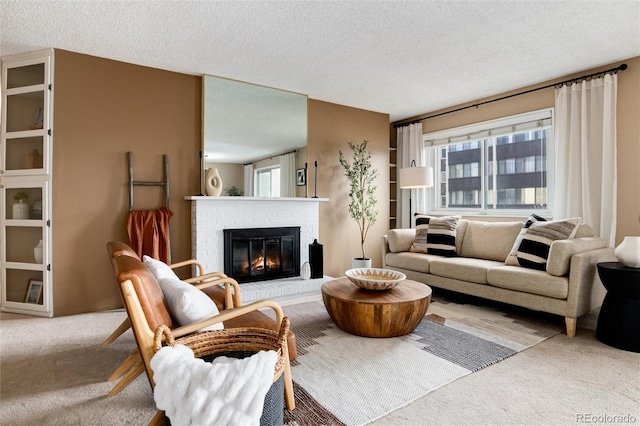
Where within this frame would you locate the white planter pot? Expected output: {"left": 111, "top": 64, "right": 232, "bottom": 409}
{"left": 351, "top": 258, "right": 372, "bottom": 269}
{"left": 615, "top": 236, "right": 640, "bottom": 268}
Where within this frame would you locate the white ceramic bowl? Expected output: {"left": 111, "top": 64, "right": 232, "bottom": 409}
{"left": 345, "top": 268, "right": 406, "bottom": 290}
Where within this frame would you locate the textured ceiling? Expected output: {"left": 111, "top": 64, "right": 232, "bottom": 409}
{"left": 1, "top": 0, "right": 639, "bottom": 123}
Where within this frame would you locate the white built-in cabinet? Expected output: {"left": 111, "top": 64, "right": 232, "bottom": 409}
{"left": 1, "top": 49, "right": 54, "bottom": 316}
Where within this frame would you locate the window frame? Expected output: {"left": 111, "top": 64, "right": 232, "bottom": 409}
{"left": 424, "top": 108, "right": 554, "bottom": 218}
{"left": 254, "top": 165, "right": 281, "bottom": 198}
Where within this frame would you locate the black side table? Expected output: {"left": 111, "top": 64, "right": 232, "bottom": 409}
{"left": 596, "top": 262, "right": 640, "bottom": 352}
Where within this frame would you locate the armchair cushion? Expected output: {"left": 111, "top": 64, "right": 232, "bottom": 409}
{"left": 143, "top": 255, "right": 180, "bottom": 281}
{"left": 158, "top": 276, "right": 224, "bottom": 331}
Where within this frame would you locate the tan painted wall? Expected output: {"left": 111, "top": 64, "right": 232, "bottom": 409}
{"left": 50, "top": 50, "right": 388, "bottom": 315}
{"left": 52, "top": 50, "right": 201, "bottom": 316}
{"left": 307, "top": 100, "right": 390, "bottom": 277}
{"left": 393, "top": 56, "right": 640, "bottom": 242}
{"left": 50, "top": 49, "right": 634, "bottom": 316}
{"left": 614, "top": 57, "right": 640, "bottom": 240}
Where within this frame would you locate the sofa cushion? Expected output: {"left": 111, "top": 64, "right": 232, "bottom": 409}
{"left": 546, "top": 237, "right": 608, "bottom": 277}
{"left": 455, "top": 219, "right": 469, "bottom": 254}
{"left": 575, "top": 224, "right": 594, "bottom": 238}
{"left": 387, "top": 229, "right": 417, "bottom": 253}
{"left": 505, "top": 214, "right": 547, "bottom": 265}
{"left": 426, "top": 216, "right": 460, "bottom": 257}
{"left": 460, "top": 220, "right": 523, "bottom": 261}
{"left": 158, "top": 276, "right": 224, "bottom": 331}
{"left": 384, "top": 252, "right": 434, "bottom": 273}
{"left": 487, "top": 266, "right": 569, "bottom": 299}
{"left": 516, "top": 217, "right": 582, "bottom": 270}
{"left": 430, "top": 257, "right": 504, "bottom": 284}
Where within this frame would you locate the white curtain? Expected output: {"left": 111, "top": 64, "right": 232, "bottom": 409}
{"left": 243, "top": 164, "right": 254, "bottom": 197}
{"left": 279, "top": 152, "right": 296, "bottom": 197}
{"left": 397, "top": 123, "right": 425, "bottom": 228}
{"left": 553, "top": 74, "right": 617, "bottom": 245}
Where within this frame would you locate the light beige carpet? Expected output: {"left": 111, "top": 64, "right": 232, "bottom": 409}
{"left": 1, "top": 292, "right": 638, "bottom": 425}
{"left": 281, "top": 297, "right": 563, "bottom": 425}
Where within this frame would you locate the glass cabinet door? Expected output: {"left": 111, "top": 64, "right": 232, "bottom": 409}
{"left": 1, "top": 56, "right": 51, "bottom": 176}
{"left": 1, "top": 178, "right": 50, "bottom": 314}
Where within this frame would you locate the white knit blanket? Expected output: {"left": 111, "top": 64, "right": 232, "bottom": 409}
{"left": 150, "top": 344, "right": 278, "bottom": 425}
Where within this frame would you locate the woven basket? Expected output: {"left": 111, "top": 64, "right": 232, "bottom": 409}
{"left": 153, "top": 317, "right": 290, "bottom": 383}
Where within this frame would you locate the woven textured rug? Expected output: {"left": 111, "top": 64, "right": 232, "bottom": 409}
{"left": 281, "top": 294, "right": 563, "bottom": 426}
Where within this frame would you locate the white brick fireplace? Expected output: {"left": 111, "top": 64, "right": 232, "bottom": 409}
{"left": 186, "top": 196, "right": 329, "bottom": 276}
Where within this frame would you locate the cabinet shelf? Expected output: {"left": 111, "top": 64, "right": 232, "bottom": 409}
{"left": 4, "top": 262, "right": 44, "bottom": 271}
{"left": 5, "top": 219, "right": 46, "bottom": 227}
{"left": 4, "top": 83, "right": 47, "bottom": 96}
{"left": 5, "top": 129, "right": 46, "bottom": 139}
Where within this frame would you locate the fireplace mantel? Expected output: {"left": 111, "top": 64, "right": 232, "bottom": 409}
{"left": 185, "top": 196, "right": 329, "bottom": 202}
{"left": 187, "top": 196, "right": 328, "bottom": 276}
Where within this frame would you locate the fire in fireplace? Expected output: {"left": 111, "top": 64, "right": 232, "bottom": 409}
{"left": 223, "top": 227, "right": 301, "bottom": 283}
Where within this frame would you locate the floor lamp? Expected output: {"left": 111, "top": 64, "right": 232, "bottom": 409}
{"left": 399, "top": 161, "right": 433, "bottom": 228}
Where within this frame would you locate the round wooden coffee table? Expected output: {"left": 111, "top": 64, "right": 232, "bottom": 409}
{"left": 321, "top": 277, "right": 432, "bottom": 337}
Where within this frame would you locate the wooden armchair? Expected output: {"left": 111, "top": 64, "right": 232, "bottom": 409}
{"left": 103, "top": 242, "right": 238, "bottom": 396}
{"left": 109, "top": 251, "right": 295, "bottom": 415}
{"left": 103, "top": 241, "right": 297, "bottom": 397}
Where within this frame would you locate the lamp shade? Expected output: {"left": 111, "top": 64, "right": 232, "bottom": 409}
{"left": 399, "top": 166, "right": 433, "bottom": 189}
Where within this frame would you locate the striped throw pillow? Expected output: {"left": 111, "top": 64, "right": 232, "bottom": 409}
{"left": 426, "top": 216, "right": 460, "bottom": 257}
{"left": 505, "top": 214, "right": 547, "bottom": 266}
{"left": 516, "top": 217, "right": 582, "bottom": 270}
{"left": 409, "top": 214, "right": 432, "bottom": 253}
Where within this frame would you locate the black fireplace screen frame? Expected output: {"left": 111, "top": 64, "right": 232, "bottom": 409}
{"left": 223, "top": 226, "right": 301, "bottom": 283}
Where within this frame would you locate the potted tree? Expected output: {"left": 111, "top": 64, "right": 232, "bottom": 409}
{"left": 338, "top": 140, "right": 379, "bottom": 268}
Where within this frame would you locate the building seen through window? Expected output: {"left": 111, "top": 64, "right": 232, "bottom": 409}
{"left": 437, "top": 129, "right": 547, "bottom": 210}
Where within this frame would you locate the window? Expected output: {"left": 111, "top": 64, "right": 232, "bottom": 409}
{"left": 255, "top": 166, "right": 280, "bottom": 197}
{"left": 424, "top": 109, "right": 552, "bottom": 214}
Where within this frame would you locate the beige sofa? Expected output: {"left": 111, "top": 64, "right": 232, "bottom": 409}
{"left": 382, "top": 220, "right": 616, "bottom": 337}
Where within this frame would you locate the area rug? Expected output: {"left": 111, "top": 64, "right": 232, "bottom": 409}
{"left": 281, "top": 296, "right": 564, "bottom": 426}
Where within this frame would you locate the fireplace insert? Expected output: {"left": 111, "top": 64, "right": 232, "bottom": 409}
{"left": 223, "top": 227, "right": 301, "bottom": 283}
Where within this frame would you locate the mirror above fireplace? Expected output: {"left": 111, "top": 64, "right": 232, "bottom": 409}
{"left": 202, "top": 75, "right": 308, "bottom": 197}
{"left": 203, "top": 75, "right": 308, "bottom": 164}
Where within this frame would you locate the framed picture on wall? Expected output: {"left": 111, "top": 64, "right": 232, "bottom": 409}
{"left": 296, "top": 168, "right": 306, "bottom": 186}
{"left": 25, "top": 279, "right": 43, "bottom": 304}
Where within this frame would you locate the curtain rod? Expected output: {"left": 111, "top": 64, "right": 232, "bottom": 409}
{"left": 244, "top": 149, "right": 297, "bottom": 166}
{"left": 393, "top": 63, "right": 628, "bottom": 128}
